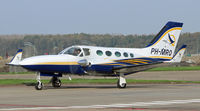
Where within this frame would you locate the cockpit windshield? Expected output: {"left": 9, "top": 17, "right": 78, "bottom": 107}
{"left": 59, "top": 47, "right": 82, "bottom": 56}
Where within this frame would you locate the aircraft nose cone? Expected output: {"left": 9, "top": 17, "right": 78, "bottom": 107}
{"left": 19, "top": 59, "right": 29, "bottom": 65}
{"left": 19, "top": 55, "right": 77, "bottom": 66}
{"left": 18, "top": 54, "right": 79, "bottom": 72}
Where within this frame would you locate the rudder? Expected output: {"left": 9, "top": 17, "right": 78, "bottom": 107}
{"left": 146, "top": 21, "right": 183, "bottom": 59}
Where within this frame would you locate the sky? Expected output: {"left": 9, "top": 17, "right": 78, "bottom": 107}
{"left": 0, "top": 0, "right": 199, "bottom": 35}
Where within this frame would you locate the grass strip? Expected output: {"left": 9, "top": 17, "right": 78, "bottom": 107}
{"left": 0, "top": 79, "right": 200, "bottom": 85}
{"left": 148, "top": 66, "right": 200, "bottom": 71}
{"left": 0, "top": 72, "right": 34, "bottom": 74}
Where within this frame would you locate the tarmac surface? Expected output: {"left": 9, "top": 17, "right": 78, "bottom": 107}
{"left": 0, "top": 84, "right": 200, "bottom": 111}
{"left": 0, "top": 71, "right": 200, "bottom": 111}
{"left": 1, "top": 71, "right": 200, "bottom": 81}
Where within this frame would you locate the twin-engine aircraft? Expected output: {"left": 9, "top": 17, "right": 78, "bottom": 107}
{"left": 8, "top": 21, "right": 186, "bottom": 90}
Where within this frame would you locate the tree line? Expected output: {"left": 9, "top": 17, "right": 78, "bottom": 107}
{"left": 0, "top": 32, "right": 199, "bottom": 57}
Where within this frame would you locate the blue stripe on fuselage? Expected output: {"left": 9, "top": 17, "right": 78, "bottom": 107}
{"left": 21, "top": 64, "right": 115, "bottom": 74}
{"left": 21, "top": 57, "right": 168, "bottom": 75}
{"left": 22, "top": 65, "right": 84, "bottom": 74}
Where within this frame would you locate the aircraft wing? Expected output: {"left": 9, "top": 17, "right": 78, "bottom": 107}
{"left": 112, "top": 58, "right": 163, "bottom": 75}
{"left": 168, "top": 45, "right": 187, "bottom": 63}
{"left": 112, "top": 45, "right": 187, "bottom": 75}
{"left": 113, "top": 62, "right": 162, "bottom": 75}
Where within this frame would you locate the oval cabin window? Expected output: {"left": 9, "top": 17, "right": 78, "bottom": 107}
{"left": 96, "top": 50, "right": 103, "bottom": 56}
{"left": 123, "top": 52, "right": 128, "bottom": 57}
{"left": 115, "top": 51, "right": 121, "bottom": 57}
{"left": 130, "top": 53, "right": 134, "bottom": 58}
{"left": 106, "top": 51, "right": 112, "bottom": 56}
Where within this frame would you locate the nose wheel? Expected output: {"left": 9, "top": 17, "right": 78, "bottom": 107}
{"left": 35, "top": 73, "right": 43, "bottom": 90}
{"left": 52, "top": 77, "right": 61, "bottom": 87}
{"left": 34, "top": 73, "right": 62, "bottom": 90}
{"left": 35, "top": 81, "right": 43, "bottom": 90}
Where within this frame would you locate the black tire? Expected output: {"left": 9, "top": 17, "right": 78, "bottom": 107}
{"left": 117, "top": 80, "right": 126, "bottom": 88}
{"left": 52, "top": 77, "right": 61, "bottom": 87}
{"left": 35, "top": 82, "right": 43, "bottom": 90}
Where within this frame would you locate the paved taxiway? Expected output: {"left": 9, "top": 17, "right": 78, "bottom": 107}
{"left": 1, "top": 71, "right": 200, "bottom": 81}
{"left": 0, "top": 71, "right": 200, "bottom": 111}
{"left": 0, "top": 83, "right": 200, "bottom": 111}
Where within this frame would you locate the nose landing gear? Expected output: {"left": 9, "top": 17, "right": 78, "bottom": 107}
{"left": 35, "top": 73, "right": 62, "bottom": 90}
{"left": 35, "top": 73, "right": 43, "bottom": 90}
{"left": 35, "top": 81, "right": 43, "bottom": 90}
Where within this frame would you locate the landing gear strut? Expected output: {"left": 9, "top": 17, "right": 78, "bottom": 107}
{"left": 117, "top": 73, "right": 127, "bottom": 88}
{"left": 51, "top": 77, "right": 61, "bottom": 87}
{"left": 35, "top": 73, "right": 43, "bottom": 90}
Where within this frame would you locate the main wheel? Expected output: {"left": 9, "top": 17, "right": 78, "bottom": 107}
{"left": 35, "top": 82, "right": 43, "bottom": 90}
{"left": 117, "top": 80, "right": 126, "bottom": 88}
{"left": 52, "top": 77, "right": 61, "bottom": 87}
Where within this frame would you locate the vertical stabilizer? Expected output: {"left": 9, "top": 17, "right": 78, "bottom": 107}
{"left": 7, "top": 49, "right": 23, "bottom": 65}
{"left": 168, "top": 45, "right": 187, "bottom": 63}
{"left": 146, "top": 21, "right": 183, "bottom": 60}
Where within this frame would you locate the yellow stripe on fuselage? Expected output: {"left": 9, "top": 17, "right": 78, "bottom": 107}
{"left": 131, "top": 59, "right": 151, "bottom": 62}
{"left": 127, "top": 60, "right": 147, "bottom": 63}
{"left": 118, "top": 59, "right": 148, "bottom": 63}
{"left": 148, "top": 56, "right": 172, "bottom": 59}
{"left": 100, "top": 63, "right": 127, "bottom": 66}
{"left": 120, "top": 60, "right": 147, "bottom": 64}
{"left": 34, "top": 62, "right": 78, "bottom": 65}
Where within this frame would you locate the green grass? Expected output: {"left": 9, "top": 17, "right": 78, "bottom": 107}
{"left": 0, "top": 72, "right": 34, "bottom": 74}
{"left": 0, "top": 79, "right": 200, "bottom": 85}
{"left": 148, "top": 66, "right": 200, "bottom": 71}
{"left": 0, "top": 79, "right": 36, "bottom": 85}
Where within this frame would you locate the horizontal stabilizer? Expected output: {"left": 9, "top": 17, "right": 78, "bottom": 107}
{"left": 168, "top": 45, "right": 187, "bottom": 63}
{"left": 7, "top": 49, "right": 23, "bottom": 65}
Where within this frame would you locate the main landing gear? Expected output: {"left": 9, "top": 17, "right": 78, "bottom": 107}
{"left": 117, "top": 73, "right": 127, "bottom": 88}
{"left": 35, "top": 73, "right": 62, "bottom": 90}
{"left": 51, "top": 76, "right": 62, "bottom": 88}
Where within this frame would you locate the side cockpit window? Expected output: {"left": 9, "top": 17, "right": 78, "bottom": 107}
{"left": 79, "top": 53, "right": 83, "bottom": 57}
{"left": 64, "top": 47, "right": 82, "bottom": 56}
{"left": 83, "top": 48, "right": 90, "bottom": 56}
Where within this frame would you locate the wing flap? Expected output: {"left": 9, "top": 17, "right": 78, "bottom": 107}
{"left": 112, "top": 60, "right": 162, "bottom": 74}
